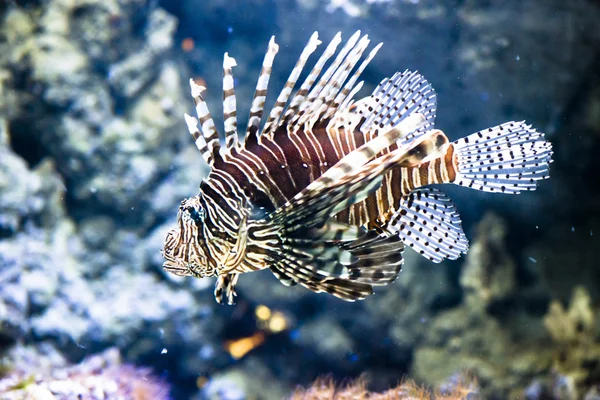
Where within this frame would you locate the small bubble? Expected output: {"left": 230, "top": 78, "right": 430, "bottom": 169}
{"left": 515, "top": 55, "right": 520, "bottom": 61}
{"left": 528, "top": 257, "right": 537, "bottom": 263}
{"left": 161, "top": 348, "right": 168, "bottom": 354}
{"left": 571, "top": 226, "right": 575, "bottom": 232}
{"left": 227, "top": 26, "right": 233, "bottom": 34}
{"left": 199, "top": 345, "right": 215, "bottom": 360}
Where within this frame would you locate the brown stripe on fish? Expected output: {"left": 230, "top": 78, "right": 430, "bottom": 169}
{"left": 444, "top": 144, "right": 457, "bottom": 182}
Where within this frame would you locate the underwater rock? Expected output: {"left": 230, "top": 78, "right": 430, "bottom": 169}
{"left": 0, "top": 120, "right": 77, "bottom": 342}
{"left": 108, "top": 9, "right": 177, "bottom": 99}
{"left": 412, "top": 212, "right": 556, "bottom": 398}
{"left": 198, "top": 357, "right": 288, "bottom": 400}
{"left": 2, "top": 0, "right": 194, "bottom": 228}
{"left": 413, "top": 305, "right": 552, "bottom": 399}
{"left": 295, "top": 318, "right": 354, "bottom": 362}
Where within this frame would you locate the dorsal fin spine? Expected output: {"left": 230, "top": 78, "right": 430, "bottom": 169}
{"left": 283, "top": 32, "right": 342, "bottom": 126}
{"left": 222, "top": 53, "right": 238, "bottom": 152}
{"left": 294, "top": 31, "right": 361, "bottom": 127}
{"left": 325, "top": 42, "right": 383, "bottom": 121}
{"left": 262, "top": 32, "right": 322, "bottom": 138}
{"left": 190, "top": 79, "right": 222, "bottom": 165}
{"left": 184, "top": 113, "right": 211, "bottom": 165}
{"left": 318, "top": 35, "right": 371, "bottom": 113}
{"left": 245, "top": 36, "right": 279, "bottom": 144}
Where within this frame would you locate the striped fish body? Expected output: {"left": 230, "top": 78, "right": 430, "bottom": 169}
{"left": 162, "top": 32, "right": 553, "bottom": 304}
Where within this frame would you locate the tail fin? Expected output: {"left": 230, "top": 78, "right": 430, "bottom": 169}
{"left": 452, "top": 121, "right": 553, "bottom": 194}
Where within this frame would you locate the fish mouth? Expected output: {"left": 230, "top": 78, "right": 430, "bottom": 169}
{"left": 161, "top": 228, "right": 192, "bottom": 276}
{"left": 161, "top": 227, "right": 215, "bottom": 278}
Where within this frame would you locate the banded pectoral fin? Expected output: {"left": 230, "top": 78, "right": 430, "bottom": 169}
{"left": 264, "top": 221, "right": 405, "bottom": 301}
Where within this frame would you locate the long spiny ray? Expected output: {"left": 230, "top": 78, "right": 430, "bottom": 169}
{"left": 283, "top": 32, "right": 342, "bottom": 126}
{"left": 190, "top": 79, "right": 222, "bottom": 165}
{"left": 183, "top": 113, "right": 211, "bottom": 165}
{"left": 222, "top": 53, "right": 238, "bottom": 151}
{"left": 305, "top": 34, "right": 372, "bottom": 127}
{"left": 262, "top": 32, "right": 322, "bottom": 138}
{"left": 297, "top": 34, "right": 367, "bottom": 129}
{"left": 292, "top": 31, "right": 361, "bottom": 127}
{"left": 325, "top": 42, "right": 382, "bottom": 120}
{"left": 335, "top": 81, "right": 365, "bottom": 121}
{"left": 246, "top": 36, "right": 279, "bottom": 143}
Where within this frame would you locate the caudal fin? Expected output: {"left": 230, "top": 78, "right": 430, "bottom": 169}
{"left": 452, "top": 121, "right": 553, "bottom": 194}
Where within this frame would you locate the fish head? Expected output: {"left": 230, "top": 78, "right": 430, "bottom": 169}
{"left": 161, "top": 195, "right": 218, "bottom": 278}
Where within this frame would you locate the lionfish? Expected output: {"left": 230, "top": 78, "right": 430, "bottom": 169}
{"left": 162, "top": 31, "right": 552, "bottom": 304}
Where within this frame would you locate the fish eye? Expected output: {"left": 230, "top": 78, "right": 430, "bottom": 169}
{"left": 186, "top": 205, "right": 204, "bottom": 223}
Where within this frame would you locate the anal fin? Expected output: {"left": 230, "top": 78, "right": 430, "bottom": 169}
{"left": 384, "top": 188, "right": 468, "bottom": 262}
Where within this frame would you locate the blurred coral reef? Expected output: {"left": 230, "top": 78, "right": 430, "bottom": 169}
{"left": 1, "top": 0, "right": 600, "bottom": 399}
{"left": 0, "top": 346, "right": 169, "bottom": 400}
{"left": 543, "top": 286, "right": 600, "bottom": 399}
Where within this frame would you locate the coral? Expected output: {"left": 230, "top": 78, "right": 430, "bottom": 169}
{"left": 289, "top": 373, "right": 479, "bottom": 400}
{"left": 0, "top": 345, "right": 169, "bottom": 400}
{"left": 543, "top": 286, "right": 600, "bottom": 399}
